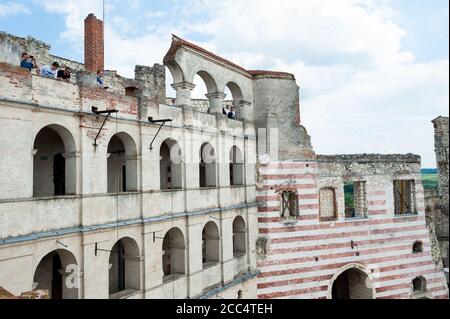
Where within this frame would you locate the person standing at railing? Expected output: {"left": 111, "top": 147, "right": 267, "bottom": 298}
{"left": 228, "top": 106, "right": 237, "bottom": 120}
{"left": 20, "top": 52, "right": 39, "bottom": 74}
{"left": 57, "top": 67, "right": 72, "bottom": 82}
{"left": 40, "top": 61, "right": 60, "bottom": 79}
{"left": 96, "top": 70, "right": 109, "bottom": 89}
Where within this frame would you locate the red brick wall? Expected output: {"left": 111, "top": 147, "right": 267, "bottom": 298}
{"left": 84, "top": 14, "right": 104, "bottom": 73}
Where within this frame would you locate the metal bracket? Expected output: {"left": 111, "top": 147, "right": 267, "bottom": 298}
{"left": 148, "top": 117, "right": 172, "bottom": 150}
{"left": 351, "top": 240, "right": 360, "bottom": 256}
{"left": 94, "top": 242, "right": 114, "bottom": 256}
{"left": 56, "top": 240, "right": 68, "bottom": 248}
{"left": 152, "top": 231, "right": 165, "bottom": 243}
{"left": 92, "top": 106, "right": 119, "bottom": 147}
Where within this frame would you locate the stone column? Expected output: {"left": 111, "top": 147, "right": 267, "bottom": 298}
{"left": 206, "top": 92, "right": 226, "bottom": 114}
{"left": 63, "top": 151, "right": 80, "bottom": 195}
{"left": 238, "top": 100, "right": 253, "bottom": 122}
{"left": 172, "top": 82, "right": 196, "bottom": 107}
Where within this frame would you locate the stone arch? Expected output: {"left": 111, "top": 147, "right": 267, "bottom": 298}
{"left": 226, "top": 81, "right": 244, "bottom": 104}
{"left": 162, "top": 227, "right": 186, "bottom": 281}
{"left": 199, "top": 142, "right": 217, "bottom": 188}
{"left": 233, "top": 216, "right": 246, "bottom": 256}
{"left": 107, "top": 132, "right": 138, "bottom": 193}
{"left": 412, "top": 276, "right": 427, "bottom": 292}
{"left": 202, "top": 221, "right": 220, "bottom": 267}
{"left": 33, "top": 249, "right": 79, "bottom": 299}
{"left": 166, "top": 61, "right": 185, "bottom": 84}
{"left": 193, "top": 70, "right": 218, "bottom": 95}
{"left": 328, "top": 263, "right": 375, "bottom": 299}
{"left": 229, "top": 145, "right": 244, "bottom": 186}
{"left": 33, "top": 124, "right": 77, "bottom": 197}
{"left": 108, "top": 237, "right": 141, "bottom": 298}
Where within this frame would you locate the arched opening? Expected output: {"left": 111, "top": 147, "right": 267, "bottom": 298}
{"left": 331, "top": 267, "right": 373, "bottom": 299}
{"left": 109, "top": 237, "right": 141, "bottom": 298}
{"left": 412, "top": 241, "right": 423, "bottom": 254}
{"left": 412, "top": 276, "right": 427, "bottom": 293}
{"left": 225, "top": 82, "right": 243, "bottom": 120}
{"left": 192, "top": 71, "right": 220, "bottom": 113}
{"left": 125, "top": 86, "right": 138, "bottom": 97}
{"left": 202, "top": 221, "right": 220, "bottom": 268}
{"left": 229, "top": 146, "right": 244, "bottom": 186}
{"left": 200, "top": 143, "right": 216, "bottom": 188}
{"left": 107, "top": 133, "right": 138, "bottom": 193}
{"left": 33, "top": 249, "right": 79, "bottom": 299}
{"left": 162, "top": 228, "right": 186, "bottom": 281}
{"left": 33, "top": 125, "right": 76, "bottom": 197}
{"left": 160, "top": 139, "right": 183, "bottom": 190}
{"left": 233, "top": 216, "right": 246, "bottom": 257}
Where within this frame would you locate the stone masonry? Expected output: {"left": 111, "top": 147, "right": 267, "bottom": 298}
{"left": 0, "top": 15, "right": 448, "bottom": 299}
{"left": 432, "top": 116, "right": 449, "bottom": 272}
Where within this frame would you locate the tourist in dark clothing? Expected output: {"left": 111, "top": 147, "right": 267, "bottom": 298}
{"left": 20, "top": 52, "right": 39, "bottom": 73}
{"left": 228, "top": 106, "right": 237, "bottom": 120}
{"left": 57, "top": 67, "right": 71, "bottom": 81}
{"left": 223, "top": 105, "right": 230, "bottom": 116}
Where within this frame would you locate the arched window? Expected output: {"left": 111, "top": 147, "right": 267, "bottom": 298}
{"left": 33, "top": 125, "right": 77, "bottom": 197}
{"left": 162, "top": 228, "right": 186, "bottom": 281}
{"left": 160, "top": 139, "right": 182, "bottom": 190}
{"left": 199, "top": 143, "right": 216, "bottom": 188}
{"left": 202, "top": 221, "right": 220, "bottom": 267}
{"left": 412, "top": 276, "right": 427, "bottom": 292}
{"left": 125, "top": 86, "right": 138, "bottom": 97}
{"left": 225, "top": 82, "right": 244, "bottom": 120}
{"left": 229, "top": 146, "right": 244, "bottom": 186}
{"left": 233, "top": 216, "right": 246, "bottom": 257}
{"left": 33, "top": 249, "right": 79, "bottom": 299}
{"left": 320, "top": 188, "right": 337, "bottom": 220}
{"left": 107, "top": 133, "right": 138, "bottom": 193}
{"left": 109, "top": 237, "right": 140, "bottom": 298}
{"left": 412, "top": 241, "right": 423, "bottom": 254}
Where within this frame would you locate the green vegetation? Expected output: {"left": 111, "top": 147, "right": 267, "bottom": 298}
{"left": 421, "top": 168, "right": 438, "bottom": 190}
{"left": 344, "top": 183, "right": 354, "bottom": 208}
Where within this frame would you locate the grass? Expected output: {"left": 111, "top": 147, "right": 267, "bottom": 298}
{"left": 421, "top": 168, "right": 439, "bottom": 190}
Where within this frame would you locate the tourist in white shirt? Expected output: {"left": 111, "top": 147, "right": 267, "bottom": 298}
{"left": 40, "top": 61, "right": 60, "bottom": 79}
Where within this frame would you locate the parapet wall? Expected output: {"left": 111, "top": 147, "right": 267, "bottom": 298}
{"left": 317, "top": 154, "right": 422, "bottom": 179}
{"left": 0, "top": 62, "right": 249, "bottom": 135}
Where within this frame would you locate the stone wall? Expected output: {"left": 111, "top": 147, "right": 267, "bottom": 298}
{"left": 432, "top": 116, "right": 449, "bottom": 271}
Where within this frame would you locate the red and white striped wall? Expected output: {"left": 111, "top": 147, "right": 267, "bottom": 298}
{"left": 256, "top": 161, "right": 449, "bottom": 299}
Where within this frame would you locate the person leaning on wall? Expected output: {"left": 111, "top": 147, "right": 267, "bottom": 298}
{"left": 20, "top": 52, "right": 40, "bottom": 74}
{"left": 39, "top": 61, "right": 60, "bottom": 79}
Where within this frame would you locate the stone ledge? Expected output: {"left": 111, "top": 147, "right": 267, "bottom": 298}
{"left": 317, "top": 153, "right": 421, "bottom": 163}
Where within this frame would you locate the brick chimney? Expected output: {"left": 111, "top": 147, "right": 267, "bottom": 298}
{"left": 84, "top": 13, "right": 104, "bottom": 73}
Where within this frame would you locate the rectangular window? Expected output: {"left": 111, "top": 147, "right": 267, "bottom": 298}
{"left": 394, "top": 180, "right": 416, "bottom": 215}
{"left": 344, "top": 181, "right": 367, "bottom": 218}
{"left": 280, "top": 191, "right": 299, "bottom": 218}
{"left": 320, "top": 188, "right": 337, "bottom": 220}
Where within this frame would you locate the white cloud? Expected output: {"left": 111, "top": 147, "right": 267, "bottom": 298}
{"left": 0, "top": 2, "right": 30, "bottom": 17}
{"left": 37, "top": 0, "right": 448, "bottom": 166}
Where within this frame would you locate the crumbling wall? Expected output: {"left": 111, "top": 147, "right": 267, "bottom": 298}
{"left": 135, "top": 64, "right": 166, "bottom": 104}
{"left": 0, "top": 32, "right": 84, "bottom": 75}
{"left": 432, "top": 116, "right": 449, "bottom": 270}
{"left": 252, "top": 75, "right": 314, "bottom": 161}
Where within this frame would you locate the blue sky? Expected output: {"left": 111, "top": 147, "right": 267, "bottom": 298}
{"left": 0, "top": 0, "right": 448, "bottom": 166}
